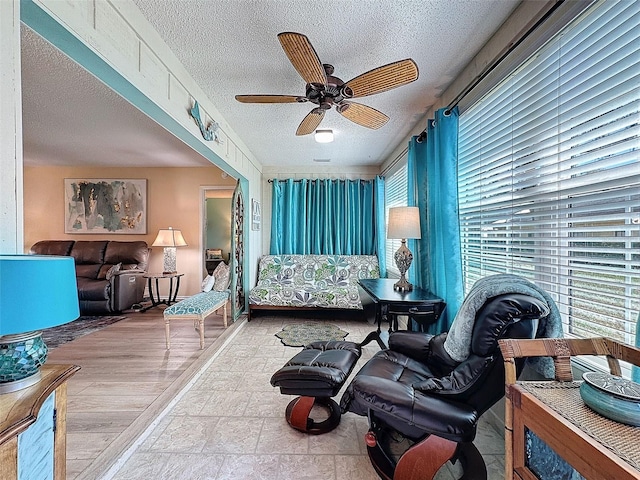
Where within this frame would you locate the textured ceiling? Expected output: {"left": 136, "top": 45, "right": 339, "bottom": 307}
{"left": 21, "top": 27, "right": 213, "bottom": 168}
{"left": 22, "top": 0, "right": 521, "bottom": 169}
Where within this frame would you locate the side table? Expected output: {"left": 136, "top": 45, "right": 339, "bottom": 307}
{"left": 141, "top": 272, "right": 184, "bottom": 312}
{"left": 0, "top": 364, "right": 80, "bottom": 480}
{"left": 358, "top": 278, "right": 446, "bottom": 333}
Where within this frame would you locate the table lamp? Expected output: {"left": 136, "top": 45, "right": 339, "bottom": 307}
{"left": 152, "top": 227, "right": 187, "bottom": 274}
{"left": 387, "top": 206, "right": 422, "bottom": 291}
{"left": 0, "top": 255, "right": 79, "bottom": 394}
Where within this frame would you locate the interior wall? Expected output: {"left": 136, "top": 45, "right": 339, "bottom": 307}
{"left": 206, "top": 198, "right": 232, "bottom": 258}
{"left": 24, "top": 165, "right": 236, "bottom": 297}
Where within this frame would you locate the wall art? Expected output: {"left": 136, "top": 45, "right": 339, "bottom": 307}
{"left": 251, "top": 199, "right": 261, "bottom": 231}
{"left": 64, "top": 179, "right": 147, "bottom": 234}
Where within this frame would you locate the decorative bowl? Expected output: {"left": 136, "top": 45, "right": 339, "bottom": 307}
{"left": 580, "top": 371, "right": 640, "bottom": 426}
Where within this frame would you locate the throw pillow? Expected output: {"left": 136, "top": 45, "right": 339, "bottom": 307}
{"left": 106, "top": 262, "right": 122, "bottom": 281}
{"left": 212, "top": 262, "right": 230, "bottom": 291}
{"left": 201, "top": 274, "right": 216, "bottom": 293}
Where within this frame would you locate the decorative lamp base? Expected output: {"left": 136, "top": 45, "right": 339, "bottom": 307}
{"left": 393, "top": 239, "right": 414, "bottom": 292}
{"left": 0, "top": 331, "right": 47, "bottom": 394}
{"left": 162, "top": 247, "right": 177, "bottom": 274}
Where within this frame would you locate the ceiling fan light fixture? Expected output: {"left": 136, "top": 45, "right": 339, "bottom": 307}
{"left": 315, "top": 129, "right": 334, "bottom": 143}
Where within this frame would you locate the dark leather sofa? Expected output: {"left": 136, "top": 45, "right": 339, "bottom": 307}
{"left": 30, "top": 240, "right": 149, "bottom": 315}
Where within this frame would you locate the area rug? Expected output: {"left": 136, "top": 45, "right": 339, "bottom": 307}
{"left": 41, "top": 315, "right": 127, "bottom": 349}
{"left": 275, "top": 322, "right": 349, "bottom": 347}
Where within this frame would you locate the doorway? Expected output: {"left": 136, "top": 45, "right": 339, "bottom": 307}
{"left": 201, "top": 187, "right": 234, "bottom": 275}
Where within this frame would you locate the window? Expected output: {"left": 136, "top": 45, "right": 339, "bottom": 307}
{"left": 458, "top": 0, "right": 640, "bottom": 351}
{"left": 385, "top": 162, "right": 408, "bottom": 276}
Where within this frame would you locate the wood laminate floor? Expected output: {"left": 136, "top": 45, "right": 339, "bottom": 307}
{"left": 47, "top": 306, "right": 236, "bottom": 479}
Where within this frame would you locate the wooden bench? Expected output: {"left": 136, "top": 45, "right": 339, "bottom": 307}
{"left": 163, "top": 290, "right": 229, "bottom": 349}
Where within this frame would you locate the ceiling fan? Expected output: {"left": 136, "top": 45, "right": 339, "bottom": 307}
{"left": 235, "top": 32, "right": 419, "bottom": 136}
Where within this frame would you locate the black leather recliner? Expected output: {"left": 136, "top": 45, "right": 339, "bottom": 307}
{"left": 340, "top": 293, "right": 550, "bottom": 480}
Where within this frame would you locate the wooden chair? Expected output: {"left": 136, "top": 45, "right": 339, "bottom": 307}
{"left": 498, "top": 337, "right": 640, "bottom": 480}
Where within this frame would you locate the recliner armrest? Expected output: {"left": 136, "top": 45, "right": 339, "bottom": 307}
{"left": 388, "top": 331, "right": 433, "bottom": 362}
{"left": 110, "top": 270, "right": 147, "bottom": 311}
{"left": 413, "top": 354, "right": 493, "bottom": 395}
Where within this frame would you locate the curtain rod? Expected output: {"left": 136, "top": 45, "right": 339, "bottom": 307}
{"left": 445, "top": 0, "right": 565, "bottom": 112}
{"left": 267, "top": 178, "right": 374, "bottom": 183}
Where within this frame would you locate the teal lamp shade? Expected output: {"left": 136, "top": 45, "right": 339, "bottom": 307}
{"left": 0, "top": 255, "right": 79, "bottom": 393}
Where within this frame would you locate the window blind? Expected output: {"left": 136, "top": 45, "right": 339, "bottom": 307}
{"left": 385, "top": 162, "right": 408, "bottom": 275}
{"left": 458, "top": 0, "right": 640, "bottom": 346}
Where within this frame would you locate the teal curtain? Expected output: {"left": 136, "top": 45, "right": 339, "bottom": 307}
{"left": 270, "top": 178, "right": 381, "bottom": 256}
{"left": 374, "top": 175, "right": 387, "bottom": 277}
{"left": 412, "top": 107, "right": 464, "bottom": 333}
{"left": 407, "top": 140, "right": 420, "bottom": 286}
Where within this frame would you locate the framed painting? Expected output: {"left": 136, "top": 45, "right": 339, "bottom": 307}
{"left": 64, "top": 179, "right": 147, "bottom": 234}
{"left": 206, "top": 248, "right": 223, "bottom": 260}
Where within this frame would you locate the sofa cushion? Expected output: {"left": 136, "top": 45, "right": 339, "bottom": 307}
{"left": 104, "top": 241, "right": 149, "bottom": 271}
{"left": 250, "top": 254, "right": 379, "bottom": 310}
{"left": 70, "top": 241, "right": 108, "bottom": 266}
{"left": 76, "top": 264, "right": 102, "bottom": 279}
{"left": 29, "top": 240, "right": 75, "bottom": 256}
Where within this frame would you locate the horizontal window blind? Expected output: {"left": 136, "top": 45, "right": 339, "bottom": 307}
{"left": 385, "top": 162, "right": 408, "bottom": 275}
{"left": 458, "top": 0, "right": 640, "bottom": 350}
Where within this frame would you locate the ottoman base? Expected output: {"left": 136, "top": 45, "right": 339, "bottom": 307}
{"left": 285, "top": 396, "right": 341, "bottom": 434}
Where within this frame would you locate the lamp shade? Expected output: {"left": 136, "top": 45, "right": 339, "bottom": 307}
{"left": 0, "top": 255, "right": 79, "bottom": 336}
{"left": 387, "top": 206, "right": 422, "bottom": 240}
{"left": 152, "top": 227, "right": 187, "bottom": 247}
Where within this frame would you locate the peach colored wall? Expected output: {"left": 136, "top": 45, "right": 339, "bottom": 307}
{"left": 24, "top": 166, "right": 237, "bottom": 297}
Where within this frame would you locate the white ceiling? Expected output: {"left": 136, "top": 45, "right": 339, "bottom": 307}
{"left": 21, "top": 0, "right": 521, "bottom": 169}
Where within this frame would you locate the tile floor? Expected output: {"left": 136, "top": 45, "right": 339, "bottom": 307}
{"left": 107, "top": 315, "right": 506, "bottom": 479}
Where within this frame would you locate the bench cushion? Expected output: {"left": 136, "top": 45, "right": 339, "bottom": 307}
{"left": 164, "top": 290, "right": 229, "bottom": 317}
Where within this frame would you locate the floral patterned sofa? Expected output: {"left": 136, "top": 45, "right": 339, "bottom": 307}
{"left": 248, "top": 254, "right": 380, "bottom": 319}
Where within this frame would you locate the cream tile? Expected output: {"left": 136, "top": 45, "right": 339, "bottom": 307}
{"left": 485, "top": 454, "right": 506, "bottom": 480}
{"left": 159, "top": 453, "right": 225, "bottom": 479}
{"left": 201, "top": 390, "right": 250, "bottom": 416}
{"left": 278, "top": 454, "right": 336, "bottom": 480}
{"left": 255, "top": 417, "right": 309, "bottom": 454}
{"left": 308, "top": 416, "right": 361, "bottom": 455}
{"left": 335, "top": 454, "right": 379, "bottom": 480}
{"left": 245, "top": 390, "right": 292, "bottom": 417}
{"left": 236, "top": 371, "right": 278, "bottom": 392}
{"left": 215, "top": 454, "right": 280, "bottom": 480}
{"left": 227, "top": 356, "right": 268, "bottom": 372}
{"left": 474, "top": 418, "right": 505, "bottom": 455}
{"left": 202, "top": 417, "right": 264, "bottom": 454}
{"left": 171, "top": 389, "right": 214, "bottom": 415}
{"left": 111, "top": 453, "right": 168, "bottom": 479}
{"left": 148, "top": 416, "right": 220, "bottom": 453}
{"left": 109, "top": 318, "right": 506, "bottom": 479}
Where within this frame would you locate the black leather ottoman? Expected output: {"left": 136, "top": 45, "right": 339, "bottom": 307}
{"left": 270, "top": 340, "right": 362, "bottom": 434}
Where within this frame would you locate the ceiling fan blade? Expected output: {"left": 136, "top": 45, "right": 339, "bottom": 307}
{"left": 345, "top": 59, "right": 419, "bottom": 98}
{"left": 296, "top": 108, "right": 325, "bottom": 136}
{"left": 278, "top": 32, "right": 327, "bottom": 86}
{"left": 235, "top": 95, "right": 304, "bottom": 104}
{"left": 338, "top": 102, "right": 389, "bottom": 129}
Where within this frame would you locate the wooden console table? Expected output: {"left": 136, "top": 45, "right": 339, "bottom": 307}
{"left": 358, "top": 278, "right": 445, "bottom": 333}
{"left": 499, "top": 337, "right": 640, "bottom": 480}
{"left": 0, "top": 364, "right": 80, "bottom": 480}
